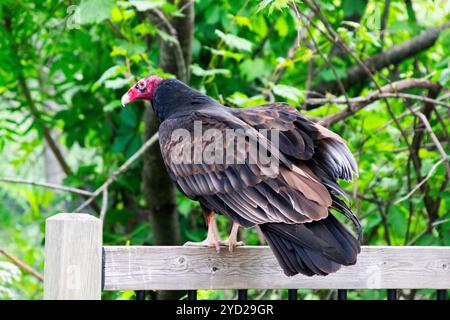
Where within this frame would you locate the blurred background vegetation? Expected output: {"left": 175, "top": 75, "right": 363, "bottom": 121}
{"left": 0, "top": 0, "right": 449, "bottom": 300}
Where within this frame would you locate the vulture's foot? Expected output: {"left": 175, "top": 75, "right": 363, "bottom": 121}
{"left": 217, "top": 239, "right": 245, "bottom": 253}
{"left": 184, "top": 211, "right": 222, "bottom": 252}
{"left": 183, "top": 238, "right": 221, "bottom": 252}
{"left": 220, "top": 221, "right": 244, "bottom": 252}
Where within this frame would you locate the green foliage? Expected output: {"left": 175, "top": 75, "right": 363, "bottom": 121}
{"left": 0, "top": 0, "right": 449, "bottom": 300}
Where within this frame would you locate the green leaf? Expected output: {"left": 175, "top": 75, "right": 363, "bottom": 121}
{"left": 341, "top": 21, "right": 361, "bottom": 29}
{"left": 120, "top": 107, "right": 138, "bottom": 129}
{"left": 227, "top": 92, "right": 268, "bottom": 107}
{"left": 234, "top": 16, "right": 252, "bottom": 30}
{"left": 115, "top": 40, "right": 146, "bottom": 55}
{"left": 93, "top": 65, "right": 127, "bottom": 91}
{"left": 239, "top": 58, "right": 270, "bottom": 81}
{"left": 156, "top": 29, "right": 178, "bottom": 44}
{"left": 258, "top": 0, "right": 290, "bottom": 13}
{"left": 275, "top": 16, "right": 289, "bottom": 37}
{"left": 342, "top": 0, "right": 367, "bottom": 16}
{"left": 215, "top": 30, "right": 253, "bottom": 52}
{"left": 79, "top": 0, "right": 115, "bottom": 24}
{"left": 437, "top": 29, "right": 450, "bottom": 52}
{"left": 205, "top": 5, "right": 221, "bottom": 25}
{"left": 438, "top": 68, "right": 450, "bottom": 86}
{"left": 129, "top": 0, "right": 164, "bottom": 11}
{"left": 125, "top": 135, "right": 142, "bottom": 158}
{"left": 272, "top": 84, "right": 304, "bottom": 103}
{"left": 207, "top": 48, "right": 244, "bottom": 61}
{"left": 319, "top": 67, "right": 347, "bottom": 81}
{"left": 103, "top": 100, "right": 122, "bottom": 112}
{"left": 112, "top": 133, "right": 134, "bottom": 153}
{"left": 104, "top": 78, "right": 130, "bottom": 89}
{"left": 258, "top": 0, "right": 275, "bottom": 12}
{"left": 190, "top": 64, "right": 230, "bottom": 77}
{"left": 387, "top": 205, "right": 407, "bottom": 239}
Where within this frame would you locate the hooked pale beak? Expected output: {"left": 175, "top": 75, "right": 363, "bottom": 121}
{"left": 121, "top": 93, "right": 130, "bottom": 107}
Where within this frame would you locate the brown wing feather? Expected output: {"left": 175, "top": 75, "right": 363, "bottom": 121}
{"left": 159, "top": 108, "right": 331, "bottom": 225}
{"left": 233, "top": 103, "right": 358, "bottom": 181}
{"left": 231, "top": 103, "right": 318, "bottom": 160}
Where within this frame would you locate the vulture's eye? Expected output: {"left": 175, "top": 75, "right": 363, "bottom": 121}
{"left": 136, "top": 80, "right": 146, "bottom": 91}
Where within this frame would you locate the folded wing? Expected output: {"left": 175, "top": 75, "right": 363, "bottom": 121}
{"left": 158, "top": 107, "right": 334, "bottom": 227}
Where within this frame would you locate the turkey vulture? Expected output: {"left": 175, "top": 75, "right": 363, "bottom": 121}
{"left": 121, "top": 76, "right": 361, "bottom": 276}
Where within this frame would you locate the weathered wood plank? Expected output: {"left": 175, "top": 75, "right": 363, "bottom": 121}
{"left": 103, "top": 246, "right": 450, "bottom": 290}
{"left": 44, "top": 213, "right": 102, "bottom": 300}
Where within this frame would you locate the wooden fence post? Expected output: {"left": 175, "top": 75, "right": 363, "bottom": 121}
{"left": 44, "top": 213, "right": 102, "bottom": 300}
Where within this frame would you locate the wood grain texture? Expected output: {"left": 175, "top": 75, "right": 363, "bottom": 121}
{"left": 44, "top": 213, "right": 102, "bottom": 300}
{"left": 103, "top": 246, "right": 450, "bottom": 290}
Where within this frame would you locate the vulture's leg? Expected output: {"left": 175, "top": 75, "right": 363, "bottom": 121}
{"left": 218, "top": 221, "right": 245, "bottom": 252}
{"left": 183, "top": 211, "right": 221, "bottom": 252}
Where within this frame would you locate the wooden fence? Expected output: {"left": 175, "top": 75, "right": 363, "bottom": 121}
{"left": 43, "top": 213, "right": 450, "bottom": 300}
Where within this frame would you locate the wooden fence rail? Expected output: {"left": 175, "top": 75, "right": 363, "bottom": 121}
{"left": 43, "top": 213, "right": 450, "bottom": 300}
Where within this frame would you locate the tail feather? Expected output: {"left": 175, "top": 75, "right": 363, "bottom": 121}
{"left": 260, "top": 214, "right": 360, "bottom": 277}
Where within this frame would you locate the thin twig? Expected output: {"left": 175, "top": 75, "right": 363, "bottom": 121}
{"left": 411, "top": 110, "right": 450, "bottom": 178}
{"left": 0, "top": 178, "right": 94, "bottom": 196}
{"left": 380, "top": 0, "right": 392, "bottom": 47}
{"left": 150, "top": 9, "right": 187, "bottom": 82}
{"left": 100, "top": 188, "right": 108, "bottom": 221}
{"left": 74, "top": 133, "right": 159, "bottom": 213}
{"left": 360, "top": 106, "right": 420, "bottom": 146}
{"left": 372, "top": 191, "right": 391, "bottom": 245}
{"left": 307, "top": 92, "right": 450, "bottom": 109}
{"left": 294, "top": 6, "right": 352, "bottom": 110}
{"left": 407, "top": 218, "right": 450, "bottom": 245}
{"left": 316, "top": 79, "right": 442, "bottom": 126}
{"left": 299, "top": 0, "right": 417, "bottom": 154}
{"left": 395, "top": 156, "right": 449, "bottom": 204}
{"left": 17, "top": 76, "right": 72, "bottom": 176}
{"left": 0, "top": 248, "right": 44, "bottom": 282}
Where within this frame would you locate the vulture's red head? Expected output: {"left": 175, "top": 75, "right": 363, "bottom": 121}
{"left": 121, "top": 76, "right": 162, "bottom": 106}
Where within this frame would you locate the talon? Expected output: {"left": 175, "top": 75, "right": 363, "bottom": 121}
{"left": 183, "top": 241, "right": 208, "bottom": 247}
{"left": 217, "top": 240, "right": 245, "bottom": 253}
{"left": 183, "top": 240, "right": 220, "bottom": 250}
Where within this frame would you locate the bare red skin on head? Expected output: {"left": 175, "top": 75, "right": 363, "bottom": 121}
{"left": 123, "top": 76, "right": 162, "bottom": 104}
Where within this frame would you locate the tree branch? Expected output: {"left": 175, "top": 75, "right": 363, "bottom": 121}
{"left": 73, "top": 133, "right": 159, "bottom": 213}
{"left": 0, "top": 248, "right": 43, "bottom": 282}
{"left": 395, "top": 156, "right": 450, "bottom": 204}
{"left": 308, "top": 22, "right": 450, "bottom": 100}
{"left": 149, "top": 8, "right": 188, "bottom": 82}
{"left": 380, "top": 0, "right": 392, "bottom": 47}
{"left": 293, "top": 6, "right": 351, "bottom": 109}
{"left": 0, "top": 178, "right": 94, "bottom": 196}
{"left": 17, "top": 76, "right": 72, "bottom": 176}
{"left": 314, "top": 79, "right": 442, "bottom": 126}
{"left": 411, "top": 110, "right": 450, "bottom": 179}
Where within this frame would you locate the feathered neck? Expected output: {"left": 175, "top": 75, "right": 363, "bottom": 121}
{"left": 152, "top": 79, "right": 221, "bottom": 122}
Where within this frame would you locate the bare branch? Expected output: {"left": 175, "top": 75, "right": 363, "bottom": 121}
{"left": 17, "top": 76, "right": 72, "bottom": 176}
{"left": 0, "top": 248, "right": 43, "bottom": 282}
{"left": 315, "top": 79, "right": 442, "bottom": 126}
{"left": 100, "top": 188, "right": 108, "bottom": 221}
{"left": 308, "top": 92, "right": 449, "bottom": 111}
{"left": 407, "top": 217, "right": 449, "bottom": 246}
{"left": 0, "top": 178, "right": 94, "bottom": 196}
{"left": 293, "top": 5, "right": 352, "bottom": 110}
{"left": 294, "top": 1, "right": 416, "bottom": 156}
{"left": 411, "top": 110, "right": 450, "bottom": 179}
{"left": 74, "top": 133, "right": 159, "bottom": 213}
{"left": 307, "top": 19, "right": 450, "bottom": 99}
{"left": 395, "top": 156, "right": 449, "bottom": 204}
{"left": 380, "top": 0, "right": 392, "bottom": 47}
{"left": 149, "top": 9, "right": 187, "bottom": 82}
